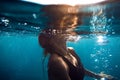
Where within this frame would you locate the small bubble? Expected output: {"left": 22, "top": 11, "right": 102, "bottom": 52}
{"left": 24, "top": 22, "right": 27, "bottom": 25}
{"left": 5, "top": 32, "right": 10, "bottom": 35}
{"left": 112, "top": 32, "right": 115, "bottom": 34}
{"left": 18, "top": 23, "right": 21, "bottom": 25}
{"left": 109, "top": 54, "right": 112, "bottom": 57}
{"left": 34, "top": 27, "right": 40, "bottom": 30}
{"left": 94, "top": 59, "right": 98, "bottom": 62}
{"left": 94, "top": 66, "right": 99, "bottom": 69}
{"left": 90, "top": 54, "right": 96, "bottom": 57}
{"left": 103, "top": 64, "right": 108, "bottom": 68}
{"left": 53, "top": 29, "right": 56, "bottom": 34}
{"left": 1, "top": 17, "right": 9, "bottom": 26}
{"left": 33, "top": 13, "right": 37, "bottom": 19}
{"left": 104, "top": 60, "right": 108, "bottom": 62}
{"left": 108, "top": 19, "right": 111, "bottom": 22}
{"left": 115, "top": 65, "right": 118, "bottom": 68}
{"left": 111, "top": 16, "right": 114, "bottom": 19}
{"left": 22, "top": 30, "right": 25, "bottom": 33}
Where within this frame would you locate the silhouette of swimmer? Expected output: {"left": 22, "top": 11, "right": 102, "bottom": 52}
{"left": 38, "top": 5, "right": 114, "bottom": 80}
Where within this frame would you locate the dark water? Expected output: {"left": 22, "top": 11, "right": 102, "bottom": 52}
{"left": 0, "top": 1, "right": 120, "bottom": 80}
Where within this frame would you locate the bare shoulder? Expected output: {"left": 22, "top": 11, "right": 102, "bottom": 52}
{"left": 48, "top": 54, "right": 70, "bottom": 80}
{"left": 67, "top": 47, "right": 75, "bottom": 53}
{"left": 67, "top": 47, "right": 74, "bottom": 50}
{"left": 49, "top": 54, "right": 68, "bottom": 71}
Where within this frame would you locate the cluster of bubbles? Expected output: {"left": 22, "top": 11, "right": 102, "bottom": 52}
{"left": 0, "top": 17, "right": 9, "bottom": 26}
{"left": 0, "top": 17, "right": 10, "bottom": 34}
{"left": 90, "top": 9, "right": 108, "bottom": 35}
{"left": 89, "top": 6, "right": 117, "bottom": 73}
{"left": 90, "top": 6, "right": 115, "bottom": 36}
{"left": 0, "top": 13, "right": 41, "bottom": 35}
{"left": 90, "top": 47, "right": 113, "bottom": 73}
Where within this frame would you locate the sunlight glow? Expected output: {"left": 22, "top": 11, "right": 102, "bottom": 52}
{"left": 97, "top": 35, "right": 104, "bottom": 43}
{"left": 22, "top": 0, "right": 106, "bottom": 5}
{"left": 96, "top": 35, "right": 109, "bottom": 45}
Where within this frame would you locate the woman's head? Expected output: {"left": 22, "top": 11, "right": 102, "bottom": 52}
{"left": 38, "top": 30, "right": 67, "bottom": 55}
{"left": 38, "top": 33, "right": 49, "bottom": 48}
{"left": 41, "top": 5, "right": 82, "bottom": 30}
{"left": 39, "top": 5, "right": 83, "bottom": 55}
{"left": 38, "top": 29, "right": 80, "bottom": 56}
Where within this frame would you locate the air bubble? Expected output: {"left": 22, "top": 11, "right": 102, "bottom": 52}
{"left": 24, "top": 22, "right": 27, "bottom": 25}
{"left": 0, "top": 17, "right": 9, "bottom": 26}
{"left": 115, "top": 65, "right": 118, "bottom": 68}
{"left": 18, "top": 23, "right": 21, "bottom": 25}
{"left": 94, "top": 59, "right": 99, "bottom": 62}
{"left": 33, "top": 13, "right": 37, "bottom": 19}
{"left": 112, "top": 32, "right": 115, "bottom": 34}
{"left": 109, "top": 54, "right": 112, "bottom": 57}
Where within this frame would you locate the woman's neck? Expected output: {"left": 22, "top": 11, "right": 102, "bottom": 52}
{"left": 47, "top": 42, "right": 68, "bottom": 56}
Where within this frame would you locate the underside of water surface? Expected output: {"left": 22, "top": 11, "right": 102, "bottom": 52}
{"left": 0, "top": 0, "right": 120, "bottom": 80}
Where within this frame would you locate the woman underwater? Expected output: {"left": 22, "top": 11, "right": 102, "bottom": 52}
{"left": 38, "top": 5, "right": 114, "bottom": 80}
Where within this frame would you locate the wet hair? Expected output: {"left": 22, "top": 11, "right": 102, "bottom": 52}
{"left": 38, "top": 32, "right": 52, "bottom": 57}
{"left": 41, "top": 5, "right": 82, "bottom": 30}
{"left": 38, "top": 30, "right": 62, "bottom": 56}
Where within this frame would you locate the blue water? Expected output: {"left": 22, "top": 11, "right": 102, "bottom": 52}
{"left": 0, "top": 1, "right": 120, "bottom": 80}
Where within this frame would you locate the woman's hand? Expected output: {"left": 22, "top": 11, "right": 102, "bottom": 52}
{"left": 98, "top": 72, "right": 114, "bottom": 80}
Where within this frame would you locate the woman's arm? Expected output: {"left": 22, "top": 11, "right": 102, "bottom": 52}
{"left": 67, "top": 47, "right": 114, "bottom": 80}
{"left": 84, "top": 69, "right": 114, "bottom": 80}
{"left": 84, "top": 69, "right": 101, "bottom": 79}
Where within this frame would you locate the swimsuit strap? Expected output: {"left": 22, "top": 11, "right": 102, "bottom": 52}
{"left": 55, "top": 48, "right": 83, "bottom": 69}
{"left": 68, "top": 48, "right": 84, "bottom": 68}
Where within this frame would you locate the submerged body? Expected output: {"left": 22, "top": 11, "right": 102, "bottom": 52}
{"left": 38, "top": 32, "right": 114, "bottom": 80}
{"left": 48, "top": 48, "right": 84, "bottom": 80}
